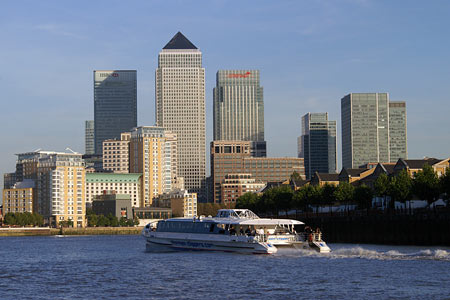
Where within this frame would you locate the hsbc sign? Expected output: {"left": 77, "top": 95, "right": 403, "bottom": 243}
{"left": 227, "top": 71, "right": 251, "bottom": 78}
{"left": 99, "top": 73, "right": 119, "bottom": 78}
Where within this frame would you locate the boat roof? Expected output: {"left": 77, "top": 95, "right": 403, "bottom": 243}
{"left": 160, "top": 217, "right": 304, "bottom": 226}
{"left": 158, "top": 209, "right": 304, "bottom": 225}
{"left": 211, "top": 218, "right": 304, "bottom": 226}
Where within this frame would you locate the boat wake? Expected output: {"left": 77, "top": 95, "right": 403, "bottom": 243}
{"left": 275, "top": 246, "right": 450, "bottom": 261}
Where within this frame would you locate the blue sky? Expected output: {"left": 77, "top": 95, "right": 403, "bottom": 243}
{"left": 1, "top": 0, "right": 450, "bottom": 188}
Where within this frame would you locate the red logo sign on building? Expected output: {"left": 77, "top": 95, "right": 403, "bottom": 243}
{"left": 227, "top": 71, "right": 251, "bottom": 78}
{"left": 112, "top": 73, "right": 119, "bottom": 77}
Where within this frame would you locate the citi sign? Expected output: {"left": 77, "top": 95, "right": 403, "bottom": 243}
{"left": 227, "top": 72, "right": 251, "bottom": 78}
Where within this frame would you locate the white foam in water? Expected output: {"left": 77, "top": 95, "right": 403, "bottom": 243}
{"left": 276, "top": 246, "right": 450, "bottom": 261}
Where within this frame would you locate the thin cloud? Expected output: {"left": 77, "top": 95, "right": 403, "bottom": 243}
{"left": 35, "top": 24, "right": 86, "bottom": 39}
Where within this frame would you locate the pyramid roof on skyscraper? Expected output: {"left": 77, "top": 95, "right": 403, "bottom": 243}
{"left": 163, "top": 32, "right": 197, "bottom": 49}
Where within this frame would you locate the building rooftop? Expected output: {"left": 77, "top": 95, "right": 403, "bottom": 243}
{"left": 163, "top": 32, "right": 197, "bottom": 50}
{"left": 381, "top": 163, "right": 396, "bottom": 175}
{"left": 343, "top": 168, "right": 368, "bottom": 177}
{"left": 403, "top": 158, "right": 442, "bottom": 169}
{"left": 316, "top": 173, "right": 340, "bottom": 182}
{"left": 86, "top": 173, "right": 142, "bottom": 182}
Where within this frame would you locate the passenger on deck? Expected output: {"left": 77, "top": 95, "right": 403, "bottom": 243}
{"left": 229, "top": 226, "right": 236, "bottom": 235}
{"left": 245, "top": 227, "right": 251, "bottom": 236}
{"left": 257, "top": 227, "right": 264, "bottom": 235}
{"left": 305, "top": 226, "right": 313, "bottom": 242}
{"left": 239, "top": 226, "right": 244, "bottom": 235}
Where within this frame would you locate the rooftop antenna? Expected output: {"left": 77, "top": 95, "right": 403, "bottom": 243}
{"left": 65, "top": 147, "right": 78, "bottom": 154}
{"left": 34, "top": 148, "right": 42, "bottom": 152}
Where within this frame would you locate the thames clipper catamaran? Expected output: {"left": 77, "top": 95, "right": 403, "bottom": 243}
{"left": 142, "top": 209, "right": 331, "bottom": 254}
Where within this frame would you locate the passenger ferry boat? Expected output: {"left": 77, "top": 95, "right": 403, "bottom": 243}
{"left": 142, "top": 209, "right": 331, "bottom": 254}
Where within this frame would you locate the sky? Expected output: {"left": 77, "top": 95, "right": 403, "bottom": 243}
{"left": 1, "top": 0, "right": 450, "bottom": 190}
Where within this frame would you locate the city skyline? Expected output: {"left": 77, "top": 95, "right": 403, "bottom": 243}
{"left": 1, "top": 1, "right": 450, "bottom": 190}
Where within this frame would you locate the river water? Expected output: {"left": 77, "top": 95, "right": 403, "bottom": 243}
{"left": 1, "top": 235, "right": 449, "bottom": 299}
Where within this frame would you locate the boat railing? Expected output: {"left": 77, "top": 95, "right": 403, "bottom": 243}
{"left": 251, "top": 234, "right": 267, "bottom": 243}
{"left": 301, "top": 232, "right": 323, "bottom": 242}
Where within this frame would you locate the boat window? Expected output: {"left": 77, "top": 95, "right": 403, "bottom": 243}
{"left": 156, "top": 220, "right": 221, "bottom": 234}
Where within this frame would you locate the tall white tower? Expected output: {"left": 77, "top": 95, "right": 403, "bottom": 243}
{"left": 156, "top": 32, "right": 206, "bottom": 198}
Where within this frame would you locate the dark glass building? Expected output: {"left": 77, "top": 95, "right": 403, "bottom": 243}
{"left": 94, "top": 70, "right": 137, "bottom": 154}
{"left": 213, "top": 70, "right": 266, "bottom": 157}
{"left": 300, "top": 113, "right": 337, "bottom": 179}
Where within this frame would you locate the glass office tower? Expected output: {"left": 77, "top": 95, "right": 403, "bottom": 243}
{"left": 341, "top": 93, "right": 406, "bottom": 168}
{"left": 389, "top": 101, "right": 407, "bottom": 162}
{"left": 85, "top": 120, "right": 95, "bottom": 155}
{"left": 213, "top": 70, "right": 266, "bottom": 157}
{"left": 301, "top": 113, "right": 337, "bottom": 179}
{"left": 94, "top": 70, "right": 137, "bottom": 154}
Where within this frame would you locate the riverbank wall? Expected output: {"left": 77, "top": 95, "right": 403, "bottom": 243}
{"left": 299, "top": 212, "right": 450, "bottom": 246}
{"left": 0, "top": 227, "right": 144, "bottom": 237}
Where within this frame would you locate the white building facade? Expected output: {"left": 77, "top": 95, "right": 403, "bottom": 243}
{"left": 155, "top": 32, "right": 206, "bottom": 200}
{"left": 85, "top": 173, "right": 142, "bottom": 207}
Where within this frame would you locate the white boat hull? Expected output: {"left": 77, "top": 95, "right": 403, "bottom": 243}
{"left": 145, "top": 233, "right": 277, "bottom": 254}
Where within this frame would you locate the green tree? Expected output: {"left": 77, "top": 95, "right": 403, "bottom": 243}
{"left": 389, "top": 170, "right": 412, "bottom": 210}
{"left": 293, "top": 187, "right": 307, "bottom": 214}
{"left": 273, "top": 185, "right": 294, "bottom": 216}
{"left": 16, "top": 213, "right": 26, "bottom": 226}
{"left": 290, "top": 171, "right": 302, "bottom": 182}
{"left": 4, "top": 213, "right": 16, "bottom": 225}
{"left": 32, "top": 213, "right": 44, "bottom": 226}
{"left": 236, "top": 192, "right": 259, "bottom": 211}
{"left": 87, "top": 214, "right": 98, "bottom": 227}
{"left": 261, "top": 187, "right": 278, "bottom": 216}
{"left": 374, "top": 173, "right": 389, "bottom": 197}
{"left": 97, "top": 215, "right": 109, "bottom": 227}
{"left": 412, "top": 164, "right": 440, "bottom": 205}
{"left": 334, "top": 182, "right": 355, "bottom": 210}
{"left": 440, "top": 168, "right": 450, "bottom": 203}
{"left": 321, "top": 184, "right": 337, "bottom": 213}
{"left": 354, "top": 184, "right": 373, "bottom": 210}
{"left": 23, "top": 212, "right": 33, "bottom": 226}
{"left": 294, "top": 184, "right": 321, "bottom": 215}
{"left": 119, "top": 217, "right": 128, "bottom": 227}
{"left": 107, "top": 213, "right": 119, "bottom": 227}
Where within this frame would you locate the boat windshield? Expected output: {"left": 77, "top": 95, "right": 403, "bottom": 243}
{"left": 216, "top": 209, "right": 259, "bottom": 219}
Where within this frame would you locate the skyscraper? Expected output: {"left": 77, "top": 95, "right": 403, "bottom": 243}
{"left": 94, "top": 70, "right": 137, "bottom": 155}
{"left": 85, "top": 120, "right": 95, "bottom": 155}
{"left": 341, "top": 93, "right": 407, "bottom": 168}
{"left": 389, "top": 101, "right": 407, "bottom": 162}
{"left": 300, "top": 113, "right": 337, "bottom": 179}
{"left": 155, "top": 32, "right": 206, "bottom": 198}
{"left": 213, "top": 70, "right": 266, "bottom": 156}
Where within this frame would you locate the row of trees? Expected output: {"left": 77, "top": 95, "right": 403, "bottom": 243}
{"left": 3, "top": 212, "right": 44, "bottom": 226}
{"left": 236, "top": 182, "right": 371, "bottom": 216}
{"left": 375, "top": 165, "right": 450, "bottom": 206}
{"left": 86, "top": 209, "right": 139, "bottom": 227}
{"left": 236, "top": 165, "right": 450, "bottom": 215}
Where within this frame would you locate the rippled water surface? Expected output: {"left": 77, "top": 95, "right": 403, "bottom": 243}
{"left": 1, "top": 235, "right": 450, "bottom": 299}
